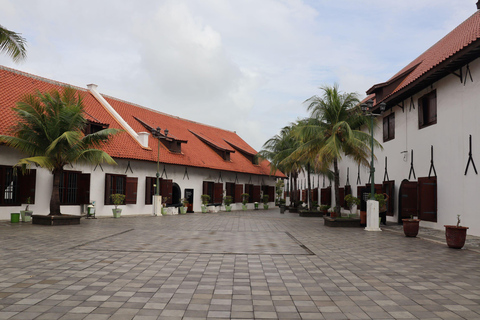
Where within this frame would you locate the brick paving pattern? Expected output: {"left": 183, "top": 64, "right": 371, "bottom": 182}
{"left": 1, "top": 210, "right": 480, "bottom": 319}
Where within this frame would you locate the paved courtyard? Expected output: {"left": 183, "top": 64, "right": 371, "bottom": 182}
{"left": 1, "top": 210, "right": 480, "bottom": 320}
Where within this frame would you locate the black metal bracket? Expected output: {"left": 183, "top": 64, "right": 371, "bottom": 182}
{"left": 383, "top": 157, "right": 390, "bottom": 182}
{"left": 464, "top": 64, "right": 473, "bottom": 85}
{"left": 356, "top": 163, "right": 361, "bottom": 185}
{"left": 248, "top": 175, "right": 252, "bottom": 184}
{"left": 161, "top": 165, "right": 167, "bottom": 179}
{"left": 346, "top": 168, "right": 350, "bottom": 186}
{"left": 465, "top": 135, "right": 478, "bottom": 175}
{"left": 94, "top": 163, "right": 103, "bottom": 172}
{"left": 183, "top": 167, "right": 189, "bottom": 180}
{"left": 453, "top": 67, "right": 463, "bottom": 83}
{"left": 408, "top": 149, "right": 416, "bottom": 180}
{"left": 235, "top": 173, "right": 239, "bottom": 184}
{"left": 428, "top": 145, "right": 437, "bottom": 178}
{"left": 125, "top": 161, "right": 133, "bottom": 174}
{"left": 218, "top": 171, "right": 223, "bottom": 183}
{"left": 409, "top": 97, "right": 415, "bottom": 111}
{"left": 323, "top": 175, "right": 325, "bottom": 188}
{"left": 398, "top": 101, "right": 405, "bottom": 113}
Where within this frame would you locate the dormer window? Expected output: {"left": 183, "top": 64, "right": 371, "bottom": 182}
{"left": 189, "top": 130, "right": 234, "bottom": 161}
{"left": 134, "top": 117, "right": 187, "bottom": 153}
{"left": 84, "top": 120, "right": 108, "bottom": 135}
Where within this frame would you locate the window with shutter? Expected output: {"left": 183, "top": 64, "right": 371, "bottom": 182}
{"left": 383, "top": 113, "right": 395, "bottom": 142}
{"left": 78, "top": 173, "right": 91, "bottom": 204}
{"left": 214, "top": 183, "right": 223, "bottom": 203}
{"left": 125, "top": 177, "right": 138, "bottom": 204}
{"left": 105, "top": 174, "right": 126, "bottom": 205}
{"left": 161, "top": 179, "right": 173, "bottom": 204}
{"left": 225, "top": 182, "right": 235, "bottom": 198}
{"left": 252, "top": 185, "right": 261, "bottom": 202}
{"left": 17, "top": 169, "right": 36, "bottom": 205}
{"left": 268, "top": 186, "right": 275, "bottom": 202}
{"left": 321, "top": 186, "right": 332, "bottom": 206}
{"left": 418, "top": 90, "right": 437, "bottom": 129}
{"left": 234, "top": 184, "right": 243, "bottom": 203}
{"left": 0, "top": 166, "right": 19, "bottom": 205}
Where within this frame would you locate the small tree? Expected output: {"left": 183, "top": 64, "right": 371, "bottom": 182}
{"left": 201, "top": 194, "right": 210, "bottom": 206}
{"left": 344, "top": 194, "right": 360, "bottom": 215}
{"left": 275, "top": 179, "right": 284, "bottom": 204}
{"left": 241, "top": 193, "right": 249, "bottom": 205}
{"left": 224, "top": 195, "right": 233, "bottom": 206}
{"left": 110, "top": 194, "right": 125, "bottom": 211}
{"left": 262, "top": 194, "right": 269, "bottom": 204}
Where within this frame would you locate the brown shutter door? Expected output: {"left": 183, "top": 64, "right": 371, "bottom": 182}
{"left": 321, "top": 187, "right": 332, "bottom": 206}
{"left": 18, "top": 169, "right": 37, "bottom": 204}
{"left": 268, "top": 186, "right": 275, "bottom": 202}
{"left": 202, "top": 181, "right": 209, "bottom": 195}
{"left": 389, "top": 113, "right": 395, "bottom": 139}
{"left": 383, "top": 117, "right": 389, "bottom": 142}
{"left": 145, "top": 177, "right": 154, "bottom": 205}
{"left": 161, "top": 179, "right": 173, "bottom": 204}
{"left": 104, "top": 174, "right": 112, "bottom": 204}
{"left": 312, "top": 188, "right": 319, "bottom": 202}
{"left": 125, "top": 177, "right": 138, "bottom": 204}
{"left": 252, "top": 185, "right": 261, "bottom": 202}
{"left": 214, "top": 183, "right": 223, "bottom": 203}
{"left": 78, "top": 173, "right": 91, "bottom": 204}
{"left": 418, "top": 177, "right": 437, "bottom": 222}
{"left": 235, "top": 184, "right": 243, "bottom": 203}
{"left": 399, "top": 179, "right": 418, "bottom": 220}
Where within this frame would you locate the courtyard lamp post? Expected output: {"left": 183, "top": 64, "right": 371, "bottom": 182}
{"left": 151, "top": 127, "right": 168, "bottom": 216}
{"left": 360, "top": 99, "right": 386, "bottom": 231}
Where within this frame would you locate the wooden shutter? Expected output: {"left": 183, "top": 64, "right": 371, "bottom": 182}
{"left": 339, "top": 187, "right": 345, "bottom": 208}
{"left": 382, "top": 180, "right": 395, "bottom": 216}
{"left": 428, "top": 91, "right": 437, "bottom": 124}
{"left": 312, "top": 188, "right": 319, "bottom": 202}
{"left": 225, "top": 182, "right": 235, "bottom": 197}
{"left": 125, "top": 177, "right": 138, "bottom": 204}
{"left": 214, "top": 182, "right": 223, "bottom": 203}
{"left": 17, "top": 169, "right": 36, "bottom": 204}
{"left": 104, "top": 174, "right": 112, "bottom": 204}
{"left": 235, "top": 184, "right": 243, "bottom": 203}
{"left": 77, "top": 173, "right": 91, "bottom": 204}
{"left": 161, "top": 179, "right": 173, "bottom": 204}
{"left": 202, "top": 181, "right": 209, "bottom": 195}
{"left": 399, "top": 179, "right": 418, "bottom": 220}
{"left": 268, "top": 186, "right": 275, "bottom": 202}
{"left": 418, "top": 177, "right": 437, "bottom": 222}
{"left": 389, "top": 113, "right": 395, "bottom": 140}
{"left": 252, "top": 185, "right": 261, "bottom": 202}
{"left": 321, "top": 186, "right": 332, "bottom": 206}
{"left": 383, "top": 117, "right": 389, "bottom": 142}
{"left": 245, "top": 184, "right": 253, "bottom": 202}
{"left": 418, "top": 96, "right": 424, "bottom": 128}
{"left": 145, "top": 177, "right": 155, "bottom": 205}
{"left": 301, "top": 189, "right": 306, "bottom": 202}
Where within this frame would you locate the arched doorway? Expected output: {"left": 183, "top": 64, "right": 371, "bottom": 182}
{"left": 172, "top": 183, "right": 181, "bottom": 205}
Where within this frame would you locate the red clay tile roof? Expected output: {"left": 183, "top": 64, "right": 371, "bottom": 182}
{"left": 369, "top": 10, "right": 480, "bottom": 103}
{"left": 0, "top": 65, "right": 285, "bottom": 178}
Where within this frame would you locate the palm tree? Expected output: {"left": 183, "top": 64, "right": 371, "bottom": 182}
{"left": 299, "top": 84, "right": 381, "bottom": 216}
{"left": 0, "top": 24, "right": 27, "bottom": 62}
{"left": 258, "top": 124, "right": 302, "bottom": 206}
{"left": 0, "top": 87, "right": 121, "bottom": 215}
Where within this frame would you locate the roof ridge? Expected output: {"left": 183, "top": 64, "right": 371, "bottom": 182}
{"left": 101, "top": 93, "right": 237, "bottom": 134}
{"left": 0, "top": 65, "right": 87, "bottom": 92}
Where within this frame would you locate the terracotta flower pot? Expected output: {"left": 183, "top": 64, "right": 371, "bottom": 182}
{"left": 402, "top": 219, "right": 420, "bottom": 237}
{"left": 445, "top": 225, "right": 469, "bottom": 249}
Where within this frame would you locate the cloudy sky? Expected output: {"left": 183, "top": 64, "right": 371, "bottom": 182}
{"left": 0, "top": 0, "right": 476, "bottom": 150}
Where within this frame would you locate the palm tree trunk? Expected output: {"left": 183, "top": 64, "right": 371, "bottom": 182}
{"left": 333, "top": 158, "right": 340, "bottom": 216}
{"left": 307, "top": 163, "right": 312, "bottom": 210}
{"left": 50, "top": 168, "right": 62, "bottom": 215}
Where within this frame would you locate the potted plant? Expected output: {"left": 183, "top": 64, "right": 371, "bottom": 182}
{"left": 402, "top": 216, "right": 421, "bottom": 237}
{"left": 180, "top": 198, "right": 188, "bottom": 214}
{"left": 201, "top": 194, "right": 210, "bottom": 213}
{"left": 445, "top": 215, "right": 469, "bottom": 249}
{"left": 241, "top": 193, "right": 249, "bottom": 210}
{"left": 161, "top": 197, "right": 169, "bottom": 215}
{"left": 20, "top": 197, "right": 33, "bottom": 222}
{"left": 279, "top": 198, "right": 286, "bottom": 214}
{"left": 110, "top": 193, "right": 125, "bottom": 218}
{"left": 319, "top": 205, "right": 330, "bottom": 216}
{"left": 224, "top": 195, "right": 233, "bottom": 212}
{"left": 262, "top": 194, "right": 269, "bottom": 209}
{"left": 344, "top": 195, "right": 360, "bottom": 218}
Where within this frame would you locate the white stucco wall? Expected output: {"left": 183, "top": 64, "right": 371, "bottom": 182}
{"left": 334, "top": 57, "right": 480, "bottom": 236}
{"left": 0, "top": 149, "right": 277, "bottom": 220}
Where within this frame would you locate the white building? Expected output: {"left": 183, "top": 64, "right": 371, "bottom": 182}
{"left": 334, "top": 6, "right": 480, "bottom": 236}
{"left": 0, "top": 66, "right": 283, "bottom": 220}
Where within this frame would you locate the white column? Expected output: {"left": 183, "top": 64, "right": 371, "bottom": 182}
{"left": 365, "top": 200, "right": 382, "bottom": 231}
{"left": 153, "top": 195, "right": 162, "bottom": 216}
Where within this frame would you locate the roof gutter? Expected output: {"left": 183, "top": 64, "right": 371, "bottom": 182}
{"left": 87, "top": 84, "right": 150, "bottom": 148}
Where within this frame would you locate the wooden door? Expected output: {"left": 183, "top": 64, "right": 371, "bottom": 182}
{"left": 398, "top": 179, "right": 418, "bottom": 222}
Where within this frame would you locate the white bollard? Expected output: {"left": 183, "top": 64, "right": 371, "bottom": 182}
{"left": 365, "top": 200, "right": 382, "bottom": 231}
